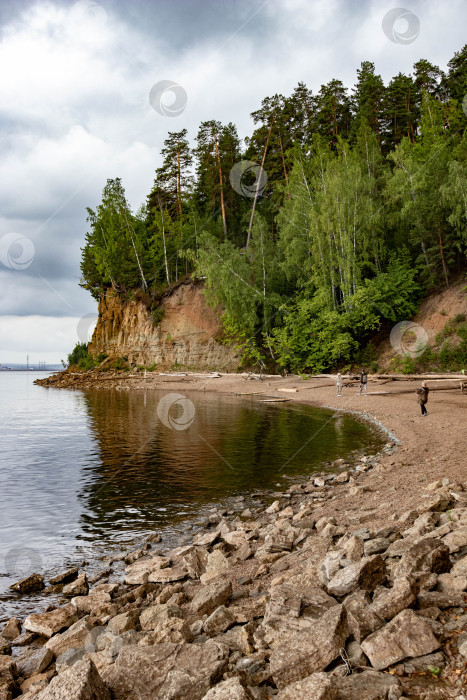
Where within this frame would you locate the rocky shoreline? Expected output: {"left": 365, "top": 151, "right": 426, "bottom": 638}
{"left": 3, "top": 443, "right": 467, "bottom": 699}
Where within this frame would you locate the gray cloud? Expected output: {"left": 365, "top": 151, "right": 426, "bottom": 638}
{"left": 1, "top": 0, "right": 466, "bottom": 361}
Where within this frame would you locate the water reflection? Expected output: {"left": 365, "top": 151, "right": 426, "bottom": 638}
{"left": 78, "top": 390, "right": 382, "bottom": 539}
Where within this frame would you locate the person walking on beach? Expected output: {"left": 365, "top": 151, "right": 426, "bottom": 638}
{"left": 336, "top": 372, "right": 343, "bottom": 397}
{"left": 417, "top": 381, "right": 430, "bottom": 416}
{"left": 358, "top": 369, "right": 368, "bottom": 396}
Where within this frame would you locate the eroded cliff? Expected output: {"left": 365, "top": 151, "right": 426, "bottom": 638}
{"left": 89, "top": 281, "right": 239, "bottom": 371}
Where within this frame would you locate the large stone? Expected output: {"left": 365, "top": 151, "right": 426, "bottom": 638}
{"left": 24, "top": 604, "right": 78, "bottom": 638}
{"left": 9, "top": 573, "right": 44, "bottom": 594}
{"left": 139, "top": 604, "right": 182, "bottom": 631}
{"left": 71, "top": 591, "right": 111, "bottom": 615}
{"left": 124, "top": 556, "right": 170, "bottom": 585}
{"left": 369, "top": 577, "right": 416, "bottom": 621}
{"left": 394, "top": 538, "right": 451, "bottom": 578}
{"left": 269, "top": 605, "right": 348, "bottom": 689}
{"left": 45, "top": 618, "right": 95, "bottom": 657}
{"left": 201, "top": 677, "right": 252, "bottom": 699}
{"left": 361, "top": 609, "right": 439, "bottom": 670}
{"left": 16, "top": 647, "right": 53, "bottom": 678}
{"left": 343, "top": 590, "right": 384, "bottom": 643}
{"left": 334, "top": 670, "right": 401, "bottom": 700}
{"left": 436, "top": 572, "right": 467, "bottom": 593}
{"left": 417, "top": 590, "right": 466, "bottom": 609}
{"left": 0, "top": 619, "right": 21, "bottom": 641}
{"left": 451, "top": 554, "right": 467, "bottom": 577}
{"left": 275, "top": 672, "right": 336, "bottom": 699}
{"left": 326, "top": 556, "right": 386, "bottom": 597}
{"left": 139, "top": 617, "right": 192, "bottom": 645}
{"left": 49, "top": 567, "right": 79, "bottom": 585}
{"left": 148, "top": 567, "right": 187, "bottom": 584}
{"left": 191, "top": 580, "right": 232, "bottom": 616}
{"left": 107, "top": 611, "right": 139, "bottom": 635}
{"left": 35, "top": 658, "right": 110, "bottom": 699}
{"left": 102, "top": 642, "right": 228, "bottom": 700}
{"left": 204, "top": 606, "right": 235, "bottom": 637}
{"left": 0, "top": 655, "right": 16, "bottom": 692}
{"left": 62, "top": 573, "right": 88, "bottom": 598}
{"left": 443, "top": 527, "right": 467, "bottom": 553}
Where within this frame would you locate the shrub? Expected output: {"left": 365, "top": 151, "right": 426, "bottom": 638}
{"left": 67, "top": 342, "right": 90, "bottom": 367}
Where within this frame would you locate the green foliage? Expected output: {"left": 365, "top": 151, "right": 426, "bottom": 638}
{"left": 67, "top": 343, "right": 90, "bottom": 367}
{"left": 77, "top": 46, "right": 467, "bottom": 374}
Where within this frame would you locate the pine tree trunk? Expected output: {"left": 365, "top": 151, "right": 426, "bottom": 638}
{"left": 213, "top": 131, "right": 228, "bottom": 239}
{"left": 159, "top": 200, "right": 170, "bottom": 286}
{"left": 246, "top": 114, "right": 275, "bottom": 250}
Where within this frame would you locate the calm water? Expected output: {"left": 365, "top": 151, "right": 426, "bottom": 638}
{"left": 0, "top": 372, "right": 384, "bottom": 621}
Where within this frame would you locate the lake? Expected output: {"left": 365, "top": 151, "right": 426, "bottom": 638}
{"left": 0, "top": 372, "right": 384, "bottom": 621}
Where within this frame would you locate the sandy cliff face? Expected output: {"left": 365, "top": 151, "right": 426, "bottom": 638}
{"left": 89, "top": 282, "right": 239, "bottom": 370}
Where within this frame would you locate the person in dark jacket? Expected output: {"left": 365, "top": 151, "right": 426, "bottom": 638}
{"left": 417, "top": 381, "right": 429, "bottom": 416}
{"left": 358, "top": 369, "right": 368, "bottom": 396}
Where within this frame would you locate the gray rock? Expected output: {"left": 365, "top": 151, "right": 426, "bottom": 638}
{"left": 269, "top": 605, "right": 348, "bottom": 688}
{"left": 394, "top": 538, "right": 451, "bottom": 578}
{"left": 334, "top": 670, "right": 401, "bottom": 700}
{"left": 25, "top": 604, "right": 78, "bottom": 638}
{"left": 443, "top": 527, "right": 467, "bottom": 553}
{"left": 107, "top": 611, "right": 139, "bottom": 635}
{"left": 35, "top": 658, "right": 110, "bottom": 699}
{"left": 344, "top": 590, "right": 384, "bottom": 643}
{"left": 45, "top": 618, "right": 95, "bottom": 657}
{"left": 417, "top": 590, "right": 466, "bottom": 609}
{"left": 364, "top": 538, "right": 390, "bottom": 557}
{"left": 16, "top": 647, "right": 53, "bottom": 678}
{"left": 191, "top": 580, "right": 233, "bottom": 616}
{"left": 275, "top": 672, "right": 336, "bottom": 699}
{"left": 345, "top": 640, "right": 367, "bottom": 667}
{"left": 361, "top": 609, "right": 440, "bottom": 670}
{"left": 204, "top": 606, "right": 235, "bottom": 637}
{"left": 62, "top": 573, "right": 88, "bottom": 598}
{"left": 9, "top": 573, "right": 44, "bottom": 594}
{"left": 49, "top": 568, "right": 79, "bottom": 585}
{"left": 201, "top": 677, "right": 253, "bottom": 699}
{"left": 0, "top": 618, "right": 21, "bottom": 641}
{"left": 369, "top": 577, "right": 416, "bottom": 621}
{"left": 436, "top": 572, "right": 467, "bottom": 593}
{"left": 102, "top": 641, "right": 228, "bottom": 700}
{"left": 326, "top": 555, "right": 386, "bottom": 597}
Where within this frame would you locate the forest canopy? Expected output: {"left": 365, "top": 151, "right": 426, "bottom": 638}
{"left": 80, "top": 47, "right": 467, "bottom": 373}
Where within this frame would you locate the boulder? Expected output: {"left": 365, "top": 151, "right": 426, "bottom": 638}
{"left": 24, "top": 604, "right": 78, "bottom": 638}
{"left": 369, "top": 577, "right": 416, "bottom": 621}
{"left": 275, "top": 672, "right": 336, "bottom": 699}
{"left": 49, "top": 568, "right": 79, "bottom": 585}
{"left": 62, "top": 573, "right": 88, "bottom": 598}
{"left": 16, "top": 647, "right": 53, "bottom": 678}
{"left": 71, "top": 591, "right": 111, "bottom": 615}
{"left": 394, "top": 538, "right": 450, "bottom": 578}
{"left": 361, "top": 609, "right": 439, "bottom": 670}
{"left": 0, "top": 619, "right": 21, "bottom": 641}
{"left": 191, "top": 580, "right": 232, "bottom": 616}
{"left": 139, "top": 604, "right": 182, "bottom": 631}
{"left": 334, "top": 670, "right": 401, "bottom": 700}
{"left": 45, "top": 618, "right": 95, "bottom": 657}
{"left": 201, "top": 677, "right": 253, "bottom": 699}
{"left": 0, "top": 655, "right": 17, "bottom": 694}
{"left": 417, "top": 590, "right": 466, "bottom": 609}
{"left": 148, "top": 567, "right": 187, "bottom": 584}
{"left": 443, "top": 527, "right": 467, "bottom": 553}
{"left": 269, "top": 605, "right": 348, "bottom": 688}
{"left": 107, "top": 611, "right": 139, "bottom": 635}
{"left": 0, "top": 638, "right": 11, "bottom": 655}
{"left": 9, "top": 573, "right": 44, "bottom": 594}
{"left": 102, "top": 642, "right": 228, "bottom": 700}
{"left": 138, "top": 617, "right": 192, "bottom": 645}
{"left": 343, "top": 536, "right": 364, "bottom": 562}
{"left": 326, "top": 556, "right": 386, "bottom": 597}
{"left": 436, "top": 572, "right": 467, "bottom": 593}
{"left": 34, "top": 658, "right": 110, "bottom": 699}
{"left": 343, "top": 590, "right": 384, "bottom": 643}
{"left": 204, "top": 606, "right": 235, "bottom": 637}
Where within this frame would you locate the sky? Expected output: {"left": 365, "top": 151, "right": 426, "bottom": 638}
{"left": 0, "top": 0, "right": 466, "bottom": 364}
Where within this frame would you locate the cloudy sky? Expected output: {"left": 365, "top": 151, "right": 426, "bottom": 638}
{"left": 0, "top": 0, "right": 465, "bottom": 364}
